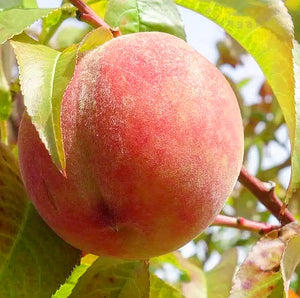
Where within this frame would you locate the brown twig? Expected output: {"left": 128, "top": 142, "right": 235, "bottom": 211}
{"left": 69, "top": 0, "right": 121, "bottom": 37}
{"left": 212, "top": 214, "right": 280, "bottom": 235}
{"left": 238, "top": 166, "right": 295, "bottom": 225}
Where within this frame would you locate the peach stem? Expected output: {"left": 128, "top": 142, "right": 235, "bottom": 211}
{"left": 69, "top": 0, "right": 121, "bottom": 37}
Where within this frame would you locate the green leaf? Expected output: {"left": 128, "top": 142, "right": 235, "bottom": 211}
{"left": 65, "top": 257, "right": 149, "bottom": 298}
{"left": 105, "top": 0, "right": 186, "bottom": 39}
{"left": 0, "top": 48, "right": 11, "bottom": 120}
{"left": 150, "top": 274, "right": 184, "bottom": 298}
{"left": 285, "top": 0, "right": 300, "bottom": 43}
{"left": 289, "top": 41, "right": 300, "bottom": 213}
{"left": 230, "top": 223, "right": 300, "bottom": 298}
{"left": 175, "top": 253, "right": 207, "bottom": 298}
{"left": 206, "top": 248, "right": 237, "bottom": 298}
{"left": 11, "top": 27, "right": 113, "bottom": 172}
{"left": 0, "top": 0, "right": 37, "bottom": 9}
{"left": 281, "top": 235, "right": 300, "bottom": 294}
{"left": 0, "top": 8, "right": 54, "bottom": 44}
{"left": 11, "top": 41, "right": 77, "bottom": 172}
{"left": 0, "top": 143, "right": 81, "bottom": 298}
{"left": 53, "top": 264, "right": 90, "bottom": 298}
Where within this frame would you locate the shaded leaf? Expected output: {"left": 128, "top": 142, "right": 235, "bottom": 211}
{"left": 230, "top": 222, "right": 300, "bottom": 297}
{"left": 150, "top": 274, "right": 184, "bottom": 298}
{"left": 217, "top": 34, "right": 246, "bottom": 68}
{"left": 206, "top": 248, "right": 238, "bottom": 298}
{"left": 68, "top": 257, "right": 149, "bottom": 298}
{"left": 0, "top": 143, "right": 81, "bottom": 298}
{"left": 0, "top": 8, "right": 53, "bottom": 44}
{"left": 285, "top": 0, "right": 300, "bottom": 43}
{"left": 105, "top": 0, "right": 186, "bottom": 39}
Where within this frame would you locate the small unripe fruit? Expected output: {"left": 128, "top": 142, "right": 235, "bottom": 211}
{"left": 18, "top": 32, "right": 244, "bottom": 259}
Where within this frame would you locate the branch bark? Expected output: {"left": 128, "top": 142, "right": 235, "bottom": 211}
{"left": 212, "top": 214, "right": 280, "bottom": 234}
{"left": 238, "top": 166, "right": 295, "bottom": 225}
{"left": 69, "top": 0, "right": 121, "bottom": 37}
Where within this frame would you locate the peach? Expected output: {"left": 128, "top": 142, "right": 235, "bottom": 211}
{"left": 18, "top": 32, "right": 243, "bottom": 259}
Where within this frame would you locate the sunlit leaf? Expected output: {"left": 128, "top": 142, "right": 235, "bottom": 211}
{"left": 290, "top": 41, "right": 300, "bottom": 214}
{"left": 83, "top": 0, "right": 108, "bottom": 19}
{"left": 0, "top": 143, "right": 80, "bottom": 297}
{"left": 105, "top": 0, "right": 186, "bottom": 39}
{"left": 150, "top": 274, "right": 184, "bottom": 298}
{"left": 0, "top": 0, "right": 37, "bottom": 9}
{"left": 175, "top": 253, "right": 207, "bottom": 298}
{"left": 0, "top": 8, "right": 53, "bottom": 44}
{"left": 0, "top": 48, "right": 11, "bottom": 120}
{"left": 206, "top": 248, "right": 237, "bottom": 298}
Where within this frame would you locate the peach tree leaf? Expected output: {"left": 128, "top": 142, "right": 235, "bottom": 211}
{"left": 64, "top": 257, "right": 149, "bottom": 298}
{"left": 10, "top": 41, "right": 77, "bottom": 172}
{"left": 175, "top": 0, "right": 300, "bottom": 210}
{"left": 206, "top": 248, "right": 238, "bottom": 298}
{"left": 10, "top": 27, "right": 113, "bottom": 172}
{"left": 83, "top": 0, "right": 108, "bottom": 19}
{"left": 52, "top": 264, "right": 90, "bottom": 298}
{"left": 289, "top": 41, "right": 300, "bottom": 215}
{"left": 0, "top": 8, "right": 54, "bottom": 44}
{"left": 230, "top": 223, "right": 300, "bottom": 297}
{"left": 281, "top": 234, "right": 300, "bottom": 293}
{"left": 104, "top": 0, "right": 186, "bottom": 40}
{"left": 0, "top": 0, "right": 37, "bottom": 9}
{"left": 0, "top": 143, "right": 81, "bottom": 298}
{"left": 175, "top": 0, "right": 295, "bottom": 143}
{"left": 175, "top": 253, "right": 207, "bottom": 298}
{"left": 150, "top": 274, "right": 184, "bottom": 298}
{"left": 285, "top": 0, "right": 300, "bottom": 43}
{"left": 0, "top": 49, "right": 11, "bottom": 120}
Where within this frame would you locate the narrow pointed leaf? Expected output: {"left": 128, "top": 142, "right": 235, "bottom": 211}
{"left": 11, "top": 27, "right": 113, "bottom": 172}
{"left": 0, "top": 143, "right": 81, "bottom": 297}
{"left": 150, "top": 274, "right": 184, "bottom": 298}
{"left": 105, "top": 0, "right": 186, "bottom": 39}
{"left": 206, "top": 248, "right": 238, "bottom": 298}
{"left": 67, "top": 257, "right": 149, "bottom": 298}
{"left": 0, "top": 49, "right": 11, "bottom": 120}
{"left": 0, "top": 8, "right": 54, "bottom": 44}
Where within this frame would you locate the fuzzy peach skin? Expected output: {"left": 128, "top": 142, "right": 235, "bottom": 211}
{"left": 18, "top": 32, "right": 244, "bottom": 259}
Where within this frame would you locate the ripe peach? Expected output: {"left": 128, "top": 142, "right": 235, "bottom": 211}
{"left": 18, "top": 32, "right": 243, "bottom": 259}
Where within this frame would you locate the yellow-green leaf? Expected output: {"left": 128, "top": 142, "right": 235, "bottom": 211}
{"left": 0, "top": 8, "right": 53, "bottom": 44}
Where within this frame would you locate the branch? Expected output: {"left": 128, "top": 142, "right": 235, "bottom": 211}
{"left": 238, "top": 166, "right": 296, "bottom": 225}
{"left": 212, "top": 214, "right": 280, "bottom": 234}
{"left": 69, "top": 0, "right": 121, "bottom": 37}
